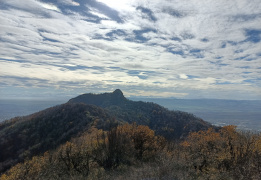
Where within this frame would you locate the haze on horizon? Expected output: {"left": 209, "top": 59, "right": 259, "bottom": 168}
{"left": 0, "top": 0, "right": 261, "bottom": 100}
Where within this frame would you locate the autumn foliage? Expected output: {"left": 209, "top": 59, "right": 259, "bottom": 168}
{"left": 0, "top": 123, "right": 166, "bottom": 179}
{"left": 1, "top": 125, "right": 261, "bottom": 180}
{"left": 180, "top": 125, "right": 261, "bottom": 179}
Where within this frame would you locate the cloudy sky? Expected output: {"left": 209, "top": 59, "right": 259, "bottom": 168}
{"left": 0, "top": 0, "right": 261, "bottom": 100}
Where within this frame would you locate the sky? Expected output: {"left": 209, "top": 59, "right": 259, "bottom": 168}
{"left": 0, "top": 0, "right": 261, "bottom": 100}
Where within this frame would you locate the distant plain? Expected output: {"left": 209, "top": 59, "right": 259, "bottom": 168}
{"left": 0, "top": 99, "right": 65, "bottom": 122}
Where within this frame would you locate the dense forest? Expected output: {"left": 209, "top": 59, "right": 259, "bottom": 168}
{"left": 0, "top": 90, "right": 260, "bottom": 179}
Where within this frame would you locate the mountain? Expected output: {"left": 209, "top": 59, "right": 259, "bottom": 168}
{"left": 0, "top": 103, "right": 116, "bottom": 173}
{"left": 68, "top": 89, "right": 213, "bottom": 139}
{"left": 68, "top": 89, "right": 127, "bottom": 107}
{"left": 0, "top": 89, "right": 213, "bottom": 174}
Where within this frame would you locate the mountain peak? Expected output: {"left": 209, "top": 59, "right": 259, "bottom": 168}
{"left": 112, "top": 89, "right": 124, "bottom": 97}
{"left": 68, "top": 89, "right": 127, "bottom": 107}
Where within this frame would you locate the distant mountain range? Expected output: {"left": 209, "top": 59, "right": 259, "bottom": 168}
{"left": 0, "top": 89, "right": 213, "bottom": 173}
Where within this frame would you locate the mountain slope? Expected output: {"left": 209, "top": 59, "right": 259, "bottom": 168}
{"left": 0, "top": 89, "right": 214, "bottom": 173}
{"left": 68, "top": 89, "right": 214, "bottom": 139}
{"left": 0, "top": 103, "right": 115, "bottom": 173}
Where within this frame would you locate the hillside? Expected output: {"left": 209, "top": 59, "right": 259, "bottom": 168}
{"left": 0, "top": 89, "right": 213, "bottom": 174}
{"left": 0, "top": 103, "right": 116, "bottom": 173}
{"left": 131, "top": 97, "right": 261, "bottom": 131}
{"left": 1, "top": 124, "right": 261, "bottom": 180}
{"left": 68, "top": 89, "right": 213, "bottom": 139}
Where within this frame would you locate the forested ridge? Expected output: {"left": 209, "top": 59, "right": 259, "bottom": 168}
{"left": 68, "top": 89, "right": 213, "bottom": 139}
{"left": 0, "top": 90, "right": 260, "bottom": 179}
{"left": 0, "top": 103, "right": 116, "bottom": 173}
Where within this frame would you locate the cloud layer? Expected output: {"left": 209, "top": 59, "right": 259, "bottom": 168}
{"left": 0, "top": 0, "right": 260, "bottom": 99}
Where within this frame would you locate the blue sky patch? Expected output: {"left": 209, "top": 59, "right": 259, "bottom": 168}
{"left": 133, "top": 28, "right": 157, "bottom": 42}
{"left": 171, "top": 37, "right": 182, "bottom": 42}
{"left": 201, "top": 38, "right": 209, "bottom": 42}
{"left": 167, "top": 48, "right": 184, "bottom": 56}
{"left": 232, "top": 13, "right": 261, "bottom": 22}
{"left": 127, "top": 70, "right": 148, "bottom": 79}
{"left": 105, "top": 29, "right": 127, "bottom": 40}
{"left": 187, "top": 75, "right": 199, "bottom": 79}
{"left": 189, "top": 49, "right": 204, "bottom": 58}
{"left": 216, "top": 81, "right": 234, "bottom": 85}
{"left": 163, "top": 7, "right": 185, "bottom": 18}
{"left": 136, "top": 6, "right": 157, "bottom": 21}
{"left": 240, "top": 66, "right": 251, "bottom": 69}
{"left": 180, "top": 31, "right": 195, "bottom": 40}
{"left": 221, "top": 42, "right": 226, "bottom": 48}
{"left": 244, "top": 29, "right": 261, "bottom": 43}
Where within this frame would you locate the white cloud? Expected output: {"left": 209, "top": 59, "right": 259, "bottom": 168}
{"left": 96, "top": 0, "right": 134, "bottom": 12}
{"left": 179, "top": 74, "right": 188, "bottom": 79}
{"left": 0, "top": 0, "right": 260, "bottom": 99}
{"left": 36, "top": 1, "right": 61, "bottom": 12}
{"left": 58, "top": 0, "right": 80, "bottom": 6}
{"left": 90, "top": 10, "right": 109, "bottom": 19}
